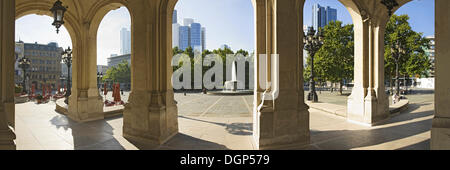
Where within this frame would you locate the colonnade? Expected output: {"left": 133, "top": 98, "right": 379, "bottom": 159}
{"left": 0, "top": 0, "right": 449, "bottom": 150}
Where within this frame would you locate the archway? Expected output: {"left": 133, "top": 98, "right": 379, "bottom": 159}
{"left": 96, "top": 6, "right": 132, "bottom": 108}
{"left": 164, "top": 0, "right": 256, "bottom": 150}
{"left": 14, "top": 13, "right": 74, "bottom": 149}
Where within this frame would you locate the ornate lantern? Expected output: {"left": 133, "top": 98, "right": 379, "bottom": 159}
{"left": 381, "top": 0, "right": 399, "bottom": 17}
{"left": 50, "top": 0, "right": 68, "bottom": 34}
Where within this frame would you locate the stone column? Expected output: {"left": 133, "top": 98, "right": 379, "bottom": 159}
{"left": 347, "top": 10, "right": 389, "bottom": 125}
{"left": 431, "top": 0, "right": 450, "bottom": 150}
{"left": 251, "top": 0, "right": 266, "bottom": 148}
{"left": 0, "top": 0, "right": 16, "bottom": 150}
{"left": 253, "top": 0, "right": 309, "bottom": 150}
{"left": 67, "top": 22, "right": 104, "bottom": 122}
{"left": 122, "top": 0, "right": 178, "bottom": 145}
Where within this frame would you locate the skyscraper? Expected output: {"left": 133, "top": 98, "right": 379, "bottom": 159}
{"left": 173, "top": 10, "right": 177, "bottom": 24}
{"left": 312, "top": 4, "right": 337, "bottom": 31}
{"left": 173, "top": 23, "right": 180, "bottom": 48}
{"left": 120, "top": 27, "right": 131, "bottom": 55}
{"left": 201, "top": 27, "right": 206, "bottom": 51}
{"left": 190, "top": 23, "right": 202, "bottom": 52}
{"left": 183, "top": 18, "right": 194, "bottom": 26}
{"left": 179, "top": 26, "right": 190, "bottom": 50}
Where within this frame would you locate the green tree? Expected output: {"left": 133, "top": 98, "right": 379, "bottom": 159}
{"left": 304, "top": 21, "right": 354, "bottom": 95}
{"left": 385, "top": 14, "right": 431, "bottom": 94}
{"left": 103, "top": 60, "right": 131, "bottom": 83}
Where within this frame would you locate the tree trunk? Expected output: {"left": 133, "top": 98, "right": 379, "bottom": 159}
{"left": 396, "top": 62, "right": 400, "bottom": 96}
{"left": 389, "top": 75, "right": 393, "bottom": 95}
{"left": 339, "top": 81, "right": 343, "bottom": 95}
{"left": 404, "top": 74, "right": 408, "bottom": 95}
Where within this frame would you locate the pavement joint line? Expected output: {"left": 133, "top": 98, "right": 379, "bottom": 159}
{"left": 199, "top": 96, "right": 225, "bottom": 117}
{"left": 177, "top": 94, "right": 211, "bottom": 105}
{"left": 241, "top": 96, "right": 253, "bottom": 115}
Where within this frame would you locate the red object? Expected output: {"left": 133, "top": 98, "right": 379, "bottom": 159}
{"left": 116, "top": 84, "right": 121, "bottom": 102}
{"left": 64, "top": 85, "right": 67, "bottom": 93}
{"left": 29, "top": 84, "right": 35, "bottom": 99}
{"left": 57, "top": 84, "right": 61, "bottom": 94}
{"left": 48, "top": 85, "right": 52, "bottom": 96}
{"left": 103, "top": 83, "right": 108, "bottom": 96}
{"left": 112, "top": 84, "right": 123, "bottom": 105}
{"left": 42, "top": 84, "right": 46, "bottom": 97}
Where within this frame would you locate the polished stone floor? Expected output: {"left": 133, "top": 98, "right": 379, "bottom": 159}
{"left": 14, "top": 92, "right": 433, "bottom": 150}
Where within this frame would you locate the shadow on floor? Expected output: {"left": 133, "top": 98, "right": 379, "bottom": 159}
{"left": 127, "top": 133, "right": 230, "bottom": 150}
{"left": 310, "top": 109, "right": 433, "bottom": 150}
{"left": 179, "top": 116, "right": 252, "bottom": 136}
{"left": 50, "top": 114, "right": 125, "bottom": 150}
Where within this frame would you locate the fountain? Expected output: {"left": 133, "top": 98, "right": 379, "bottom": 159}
{"left": 208, "top": 61, "right": 252, "bottom": 96}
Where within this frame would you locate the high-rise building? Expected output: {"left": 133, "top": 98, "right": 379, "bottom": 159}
{"left": 173, "top": 10, "right": 177, "bottom": 24}
{"left": 173, "top": 23, "right": 180, "bottom": 48}
{"left": 201, "top": 27, "right": 206, "bottom": 51}
{"left": 190, "top": 23, "right": 202, "bottom": 52}
{"left": 179, "top": 26, "right": 190, "bottom": 50}
{"left": 312, "top": 4, "right": 337, "bottom": 31}
{"left": 183, "top": 18, "right": 194, "bottom": 26}
{"left": 18, "top": 42, "right": 63, "bottom": 89}
{"left": 120, "top": 27, "right": 131, "bottom": 55}
{"left": 174, "top": 16, "right": 206, "bottom": 51}
{"left": 326, "top": 6, "right": 337, "bottom": 23}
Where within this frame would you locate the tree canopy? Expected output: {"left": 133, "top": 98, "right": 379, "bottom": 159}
{"left": 304, "top": 21, "right": 354, "bottom": 94}
{"left": 384, "top": 14, "right": 431, "bottom": 80}
{"left": 103, "top": 60, "right": 131, "bottom": 83}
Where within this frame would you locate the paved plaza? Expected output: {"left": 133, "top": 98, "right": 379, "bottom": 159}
{"left": 14, "top": 90, "right": 434, "bottom": 150}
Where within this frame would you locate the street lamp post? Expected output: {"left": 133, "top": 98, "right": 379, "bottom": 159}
{"left": 62, "top": 47, "right": 72, "bottom": 104}
{"left": 18, "top": 57, "right": 31, "bottom": 93}
{"left": 97, "top": 72, "right": 103, "bottom": 94}
{"left": 304, "top": 27, "right": 323, "bottom": 103}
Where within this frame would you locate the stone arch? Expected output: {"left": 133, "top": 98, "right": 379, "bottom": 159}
{"left": 15, "top": 1, "right": 80, "bottom": 52}
{"left": 86, "top": 1, "right": 133, "bottom": 91}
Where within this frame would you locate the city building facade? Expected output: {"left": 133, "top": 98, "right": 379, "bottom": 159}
{"left": 425, "top": 35, "right": 435, "bottom": 77}
{"left": 19, "top": 42, "right": 63, "bottom": 90}
{"left": 97, "top": 65, "right": 109, "bottom": 74}
{"left": 107, "top": 53, "right": 131, "bottom": 68}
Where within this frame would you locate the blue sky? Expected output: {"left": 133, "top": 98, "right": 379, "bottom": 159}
{"left": 15, "top": 0, "right": 434, "bottom": 66}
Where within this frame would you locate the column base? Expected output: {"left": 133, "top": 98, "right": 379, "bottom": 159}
{"left": 254, "top": 91, "right": 310, "bottom": 150}
{"left": 0, "top": 127, "right": 16, "bottom": 150}
{"left": 67, "top": 95, "right": 104, "bottom": 122}
{"left": 431, "top": 117, "right": 450, "bottom": 150}
{"left": 348, "top": 88, "right": 389, "bottom": 125}
{"left": 123, "top": 91, "right": 178, "bottom": 145}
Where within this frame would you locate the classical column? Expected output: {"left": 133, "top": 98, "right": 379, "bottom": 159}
{"left": 253, "top": 0, "right": 309, "bottom": 150}
{"left": 122, "top": 0, "right": 178, "bottom": 145}
{"left": 0, "top": 0, "right": 16, "bottom": 150}
{"left": 347, "top": 10, "right": 389, "bottom": 125}
{"left": 252, "top": 0, "right": 266, "bottom": 148}
{"left": 66, "top": 22, "right": 104, "bottom": 122}
{"left": 431, "top": 0, "right": 450, "bottom": 150}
